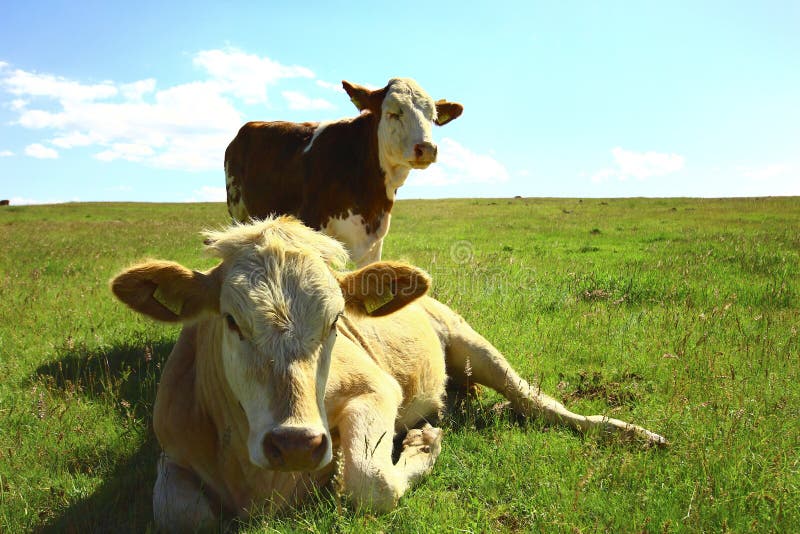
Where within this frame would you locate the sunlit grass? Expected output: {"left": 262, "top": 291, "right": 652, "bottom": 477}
{"left": 1, "top": 197, "right": 798, "bottom": 532}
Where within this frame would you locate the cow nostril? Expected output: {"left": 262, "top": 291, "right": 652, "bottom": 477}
{"left": 309, "top": 433, "right": 327, "bottom": 463}
{"left": 262, "top": 434, "right": 283, "bottom": 464}
{"left": 414, "top": 143, "right": 436, "bottom": 162}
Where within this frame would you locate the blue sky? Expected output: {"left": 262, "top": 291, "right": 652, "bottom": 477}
{"left": 1, "top": 1, "right": 798, "bottom": 204}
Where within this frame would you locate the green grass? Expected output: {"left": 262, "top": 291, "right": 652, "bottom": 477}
{"left": 1, "top": 197, "right": 798, "bottom": 532}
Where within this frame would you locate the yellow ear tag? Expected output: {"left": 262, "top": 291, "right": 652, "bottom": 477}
{"left": 153, "top": 285, "right": 184, "bottom": 316}
{"left": 364, "top": 291, "right": 394, "bottom": 315}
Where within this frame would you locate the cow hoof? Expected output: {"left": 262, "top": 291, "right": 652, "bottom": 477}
{"left": 622, "top": 423, "right": 669, "bottom": 448}
{"left": 588, "top": 416, "right": 668, "bottom": 448}
{"left": 402, "top": 424, "right": 443, "bottom": 457}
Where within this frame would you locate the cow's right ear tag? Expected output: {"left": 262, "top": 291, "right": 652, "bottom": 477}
{"left": 364, "top": 290, "right": 394, "bottom": 315}
{"left": 153, "top": 285, "right": 184, "bottom": 316}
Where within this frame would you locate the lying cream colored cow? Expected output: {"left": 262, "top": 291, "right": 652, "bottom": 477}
{"left": 111, "top": 216, "right": 666, "bottom": 530}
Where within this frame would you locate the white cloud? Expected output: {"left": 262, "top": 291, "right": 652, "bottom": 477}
{"left": 94, "top": 142, "right": 155, "bottom": 162}
{"left": 17, "top": 108, "right": 67, "bottom": 129}
{"left": 407, "top": 137, "right": 510, "bottom": 186}
{"left": 0, "top": 50, "right": 337, "bottom": 173}
{"left": 4, "top": 71, "right": 242, "bottom": 171}
{"left": 0, "top": 150, "right": 13, "bottom": 157}
{"left": 316, "top": 80, "right": 345, "bottom": 93}
{"left": 3, "top": 68, "right": 117, "bottom": 102}
{"left": 193, "top": 48, "right": 314, "bottom": 104}
{"left": 120, "top": 78, "right": 156, "bottom": 101}
{"left": 282, "top": 90, "right": 335, "bottom": 111}
{"left": 25, "top": 143, "right": 58, "bottom": 159}
{"left": 51, "top": 131, "right": 96, "bottom": 148}
{"left": 592, "top": 147, "right": 685, "bottom": 183}
{"left": 148, "top": 133, "right": 229, "bottom": 171}
{"left": 187, "top": 185, "right": 226, "bottom": 202}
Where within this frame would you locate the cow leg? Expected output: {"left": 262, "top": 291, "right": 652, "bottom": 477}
{"left": 352, "top": 237, "right": 384, "bottom": 268}
{"left": 153, "top": 453, "right": 220, "bottom": 532}
{"left": 395, "top": 423, "right": 443, "bottom": 479}
{"left": 446, "top": 321, "right": 667, "bottom": 446}
{"left": 337, "top": 390, "right": 443, "bottom": 512}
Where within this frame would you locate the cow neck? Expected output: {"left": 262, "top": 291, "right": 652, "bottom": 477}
{"left": 367, "top": 110, "right": 411, "bottom": 202}
{"left": 335, "top": 312, "right": 383, "bottom": 367}
{"left": 379, "top": 157, "right": 411, "bottom": 203}
{"left": 352, "top": 111, "right": 395, "bottom": 213}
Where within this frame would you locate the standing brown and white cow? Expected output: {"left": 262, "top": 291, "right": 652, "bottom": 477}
{"left": 225, "top": 78, "right": 463, "bottom": 266}
{"left": 111, "top": 217, "right": 667, "bottom": 531}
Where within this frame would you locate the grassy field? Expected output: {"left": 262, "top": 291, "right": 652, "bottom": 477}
{"left": 0, "top": 197, "right": 798, "bottom": 532}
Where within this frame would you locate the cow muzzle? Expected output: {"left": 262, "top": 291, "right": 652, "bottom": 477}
{"left": 262, "top": 427, "right": 330, "bottom": 471}
{"left": 410, "top": 142, "right": 437, "bottom": 168}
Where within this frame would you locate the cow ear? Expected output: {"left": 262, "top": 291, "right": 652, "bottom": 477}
{"left": 111, "top": 260, "right": 221, "bottom": 322}
{"left": 342, "top": 80, "right": 372, "bottom": 111}
{"left": 338, "top": 262, "right": 430, "bottom": 317}
{"left": 434, "top": 100, "right": 464, "bottom": 126}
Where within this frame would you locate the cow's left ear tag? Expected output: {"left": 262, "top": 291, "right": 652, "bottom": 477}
{"left": 153, "top": 285, "right": 184, "bottom": 316}
{"left": 364, "top": 290, "right": 394, "bottom": 315}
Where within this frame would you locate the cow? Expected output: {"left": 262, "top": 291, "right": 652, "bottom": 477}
{"left": 224, "top": 78, "right": 464, "bottom": 267}
{"left": 0, "top": 200, "right": 9, "bottom": 206}
{"left": 111, "top": 217, "right": 666, "bottom": 531}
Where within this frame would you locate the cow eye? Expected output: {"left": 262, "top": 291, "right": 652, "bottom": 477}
{"left": 387, "top": 111, "right": 401, "bottom": 120}
{"left": 224, "top": 313, "right": 242, "bottom": 336}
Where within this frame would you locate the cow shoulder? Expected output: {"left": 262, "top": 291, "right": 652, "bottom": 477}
{"left": 302, "top": 112, "right": 392, "bottom": 230}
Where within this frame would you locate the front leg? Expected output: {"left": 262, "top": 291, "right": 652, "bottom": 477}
{"left": 353, "top": 237, "right": 384, "bottom": 268}
{"left": 396, "top": 424, "right": 443, "bottom": 478}
{"left": 153, "top": 453, "right": 220, "bottom": 532}
{"left": 337, "top": 392, "right": 443, "bottom": 512}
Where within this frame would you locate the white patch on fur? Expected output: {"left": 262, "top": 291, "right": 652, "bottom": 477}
{"left": 225, "top": 161, "right": 249, "bottom": 221}
{"left": 376, "top": 78, "right": 437, "bottom": 199}
{"left": 323, "top": 210, "right": 390, "bottom": 267}
{"left": 208, "top": 220, "right": 346, "bottom": 469}
{"left": 304, "top": 120, "right": 337, "bottom": 153}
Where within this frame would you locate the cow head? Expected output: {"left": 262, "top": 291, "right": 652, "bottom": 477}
{"left": 343, "top": 77, "right": 463, "bottom": 171}
{"left": 111, "top": 217, "right": 430, "bottom": 472}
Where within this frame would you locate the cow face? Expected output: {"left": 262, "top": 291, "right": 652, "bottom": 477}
{"left": 111, "top": 217, "right": 429, "bottom": 472}
{"left": 343, "top": 78, "right": 463, "bottom": 172}
{"left": 216, "top": 242, "right": 342, "bottom": 472}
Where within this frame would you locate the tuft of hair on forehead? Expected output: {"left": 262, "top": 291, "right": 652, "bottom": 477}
{"left": 386, "top": 78, "right": 437, "bottom": 118}
{"left": 388, "top": 77, "right": 422, "bottom": 91}
{"left": 202, "top": 215, "right": 349, "bottom": 269}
